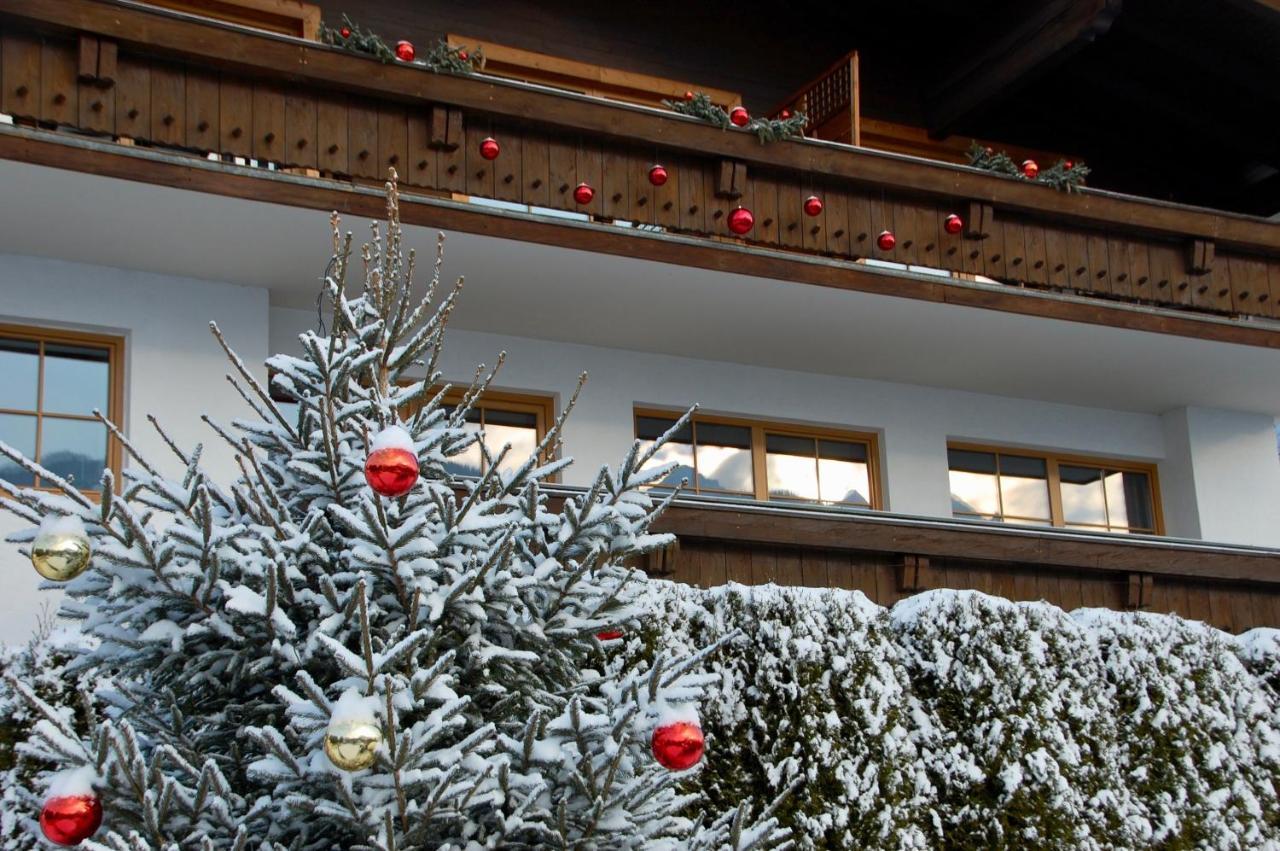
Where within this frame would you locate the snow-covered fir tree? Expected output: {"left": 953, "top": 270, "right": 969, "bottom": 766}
{"left": 0, "top": 173, "right": 790, "bottom": 850}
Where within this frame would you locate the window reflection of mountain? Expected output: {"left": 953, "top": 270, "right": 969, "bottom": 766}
{"left": 39, "top": 450, "right": 103, "bottom": 484}
{"left": 770, "top": 488, "right": 868, "bottom": 506}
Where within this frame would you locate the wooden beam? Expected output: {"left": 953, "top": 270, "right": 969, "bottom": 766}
{"left": 926, "top": 0, "right": 1122, "bottom": 137}
{"left": 3, "top": 127, "right": 1280, "bottom": 351}
{"left": 1, "top": 0, "right": 1278, "bottom": 254}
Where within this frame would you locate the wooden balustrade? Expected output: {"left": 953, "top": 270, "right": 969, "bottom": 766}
{"left": 1, "top": 1, "right": 1279, "bottom": 330}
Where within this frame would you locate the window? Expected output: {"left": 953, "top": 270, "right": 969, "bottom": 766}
{"left": 948, "top": 444, "right": 1160, "bottom": 534}
{"left": 635, "top": 410, "right": 878, "bottom": 508}
{"left": 0, "top": 325, "right": 123, "bottom": 494}
{"left": 442, "top": 391, "right": 552, "bottom": 479}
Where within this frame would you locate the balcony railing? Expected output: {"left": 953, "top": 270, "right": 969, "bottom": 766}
{"left": 1, "top": 0, "right": 1279, "bottom": 346}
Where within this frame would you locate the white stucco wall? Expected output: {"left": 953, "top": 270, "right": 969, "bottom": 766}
{"left": 1, "top": 254, "right": 268, "bottom": 644}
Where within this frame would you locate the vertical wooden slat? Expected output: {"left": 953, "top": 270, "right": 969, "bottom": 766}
{"left": 776, "top": 178, "right": 805, "bottom": 249}
{"left": 800, "top": 549, "right": 829, "bottom": 587}
{"left": 545, "top": 133, "right": 576, "bottom": 211}
{"left": 519, "top": 130, "right": 550, "bottom": 208}
{"left": 1184, "top": 586, "right": 1213, "bottom": 624}
{"left": 875, "top": 560, "right": 903, "bottom": 606}
{"left": 670, "top": 542, "right": 699, "bottom": 586}
{"left": 991, "top": 567, "right": 1016, "bottom": 602}
{"left": 1043, "top": 226, "right": 1070, "bottom": 288}
{"left": 1023, "top": 222, "right": 1049, "bottom": 286}
{"left": 149, "top": 62, "right": 184, "bottom": 145}
{"left": 868, "top": 194, "right": 896, "bottom": 262}
{"left": 76, "top": 34, "right": 98, "bottom": 81}
{"left": 824, "top": 187, "right": 851, "bottom": 257}
{"left": 218, "top": 74, "right": 251, "bottom": 157}
{"left": 315, "top": 94, "right": 349, "bottom": 174}
{"left": 1035, "top": 571, "right": 1061, "bottom": 608}
{"left": 913, "top": 202, "right": 942, "bottom": 271}
{"left": 827, "top": 552, "right": 856, "bottom": 590}
{"left": 775, "top": 548, "right": 804, "bottom": 587}
{"left": 600, "top": 147, "right": 629, "bottom": 220}
{"left": 983, "top": 217, "right": 1009, "bottom": 280}
{"left": 627, "top": 154, "right": 655, "bottom": 226}
{"left": 1085, "top": 233, "right": 1112, "bottom": 295}
{"left": 893, "top": 200, "right": 920, "bottom": 266}
{"left": 652, "top": 153, "right": 681, "bottom": 230}
{"left": 1002, "top": 219, "right": 1028, "bottom": 284}
{"left": 1129, "top": 240, "right": 1152, "bottom": 300}
{"left": 722, "top": 544, "right": 752, "bottom": 584}
{"left": 347, "top": 102, "right": 379, "bottom": 179}
{"left": 1207, "top": 256, "right": 1234, "bottom": 312}
{"left": 1228, "top": 255, "right": 1268, "bottom": 316}
{"left": 1266, "top": 260, "right": 1280, "bottom": 319}
{"left": 184, "top": 69, "right": 219, "bottom": 152}
{"left": 847, "top": 190, "right": 873, "bottom": 260}
{"left": 251, "top": 83, "right": 285, "bottom": 162}
{"left": 77, "top": 66, "right": 114, "bottom": 134}
{"left": 1107, "top": 237, "right": 1134, "bottom": 300}
{"left": 465, "top": 117, "right": 497, "bottom": 198}
{"left": 40, "top": 39, "right": 77, "bottom": 127}
{"left": 575, "top": 139, "right": 604, "bottom": 218}
{"left": 749, "top": 546, "right": 778, "bottom": 586}
{"left": 2, "top": 34, "right": 41, "bottom": 120}
{"left": 491, "top": 121, "right": 522, "bottom": 203}
{"left": 1079, "top": 574, "right": 1107, "bottom": 609}
{"left": 801, "top": 179, "right": 828, "bottom": 253}
{"left": 377, "top": 105, "right": 407, "bottom": 178}
{"left": 749, "top": 172, "right": 779, "bottom": 245}
{"left": 1064, "top": 229, "right": 1091, "bottom": 292}
{"left": 678, "top": 156, "right": 707, "bottom": 233}
{"left": 404, "top": 111, "right": 437, "bottom": 187}
{"left": 1207, "top": 586, "right": 1232, "bottom": 631}
{"left": 283, "top": 92, "right": 318, "bottom": 169}
{"left": 851, "top": 555, "right": 878, "bottom": 601}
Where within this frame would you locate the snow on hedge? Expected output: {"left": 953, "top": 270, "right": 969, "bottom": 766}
{"left": 628, "top": 583, "right": 1280, "bottom": 850}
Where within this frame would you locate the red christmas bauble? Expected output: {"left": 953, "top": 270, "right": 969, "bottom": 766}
{"left": 365, "top": 447, "right": 419, "bottom": 497}
{"left": 1064, "top": 160, "right": 1074, "bottom": 169}
{"left": 596, "top": 630, "right": 623, "bottom": 641}
{"left": 394, "top": 40, "right": 415, "bottom": 62}
{"left": 479, "top": 137, "right": 500, "bottom": 161}
{"left": 984, "top": 146, "right": 994, "bottom": 156}
{"left": 339, "top": 26, "right": 351, "bottom": 38}
{"left": 458, "top": 50, "right": 468, "bottom": 60}
{"left": 727, "top": 206, "right": 754, "bottom": 235}
{"left": 652, "top": 721, "right": 704, "bottom": 771}
{"left": 780, "top": 109, "right": 791, "bottom": 119}
{"left": 683, "top": 90, "right": 694, "bottom": 101}
{"left": 40, "top": 795, "right": 102, "bottom": 846}
{"left": 944, "top": 213, "right": 963, "bottom": 235}
{"left": 728, "top": 106, "right": 750, "bottom": 127}
{"left": 803, "top": 195, "right": 823, "bottom": 217}
{"left": 1021, "top": 159, "right": 1039, "bottom": 179}
{"left": 648, "top": 164, "right": 668, "bottom": 186}
{"left": 573, "top": 182, "right": 595, "bottom": 204}
{"left": 876, "top": 230, "right": 896, "bottom": 251}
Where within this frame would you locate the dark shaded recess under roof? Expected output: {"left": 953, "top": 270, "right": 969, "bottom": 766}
{"left": 321, "top": 0, "right": 1280, "bottom": 216}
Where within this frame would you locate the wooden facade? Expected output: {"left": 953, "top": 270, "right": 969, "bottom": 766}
{"left": 0, "top": 0, "right": 1279, "bottom": 337}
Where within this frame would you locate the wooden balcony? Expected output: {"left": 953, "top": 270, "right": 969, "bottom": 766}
{"left": 0, "top": 0, "right": 1278, "bottom": 349}
{"left": 643, "top": 497, "right": 1280, "bottom": 633}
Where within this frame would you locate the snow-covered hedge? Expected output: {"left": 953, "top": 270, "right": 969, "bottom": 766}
{"left": 633, "top": 583, "right": 1280, "bottom": 850}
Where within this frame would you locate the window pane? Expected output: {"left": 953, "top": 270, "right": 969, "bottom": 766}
{"left": 636, "top": 415, "right": 689, "bottom": 443}
{"left": 0, "top": 413, "right": 36, "bottom": 486}
{"left": 43, "top": 343, "right": 109, "bottom": 416}
{"left": 487, "top": 421, "right": 538, "bottom": 477}
{"left": 1060, "top": 465, "right": 1107, "bottom": 525}
{"left": 444, "top": 421, "right": 483, "bottom": 478}
{"left": 819, "top": 439, "right": 867, "bottom": 463}
{"left": 1106, "top": 470, "right": 1154, "bottom": 531}
{"left": 695, "top": 422, "right": 752, "bottom": 493}
{"left": 483, "top": 408, "right": 537, "bottom": 429}
{"left": 40, "top": 417, "right": 107, "bottom": 489}
{"left": 0, "top": 338, "right": 39, "bottom": 411}
{"left": 766, "top": 434, "right": 818, "bottom": 501}
{"left": 637, "top": 439, "right": 695, "bottom": 488}
{"left": 948, "top": 448, "right": 997, "bottom": 474}
{"left": 950, "top": 469, "right": 1000, "bottom": 518}
{"left": 999, "top": 454, "right": 1050, "bottom": 521}
{"left": 819, "top": 457, "right": 870, "bottom": 506}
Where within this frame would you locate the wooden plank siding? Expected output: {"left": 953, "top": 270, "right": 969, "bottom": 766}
{"left": 0, "top": 11, "right": 1278, "bottom": 333}
{"left": 666, "top": 536, "right": 1280, "bottom": 633}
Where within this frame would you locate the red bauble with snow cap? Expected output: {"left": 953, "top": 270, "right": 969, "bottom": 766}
{"left": 394, "top": 40, "right": 415, "bottom": 62}
{"left": 728, "top": 106, "right": 750, "bottom": 127}
{"left": 479, "top": 136, "right": 500, "bottom": 161}
{"left": 1021, "top": 159, "right": 1039, "bottom": 179}
{"left": 876, "top": 230, "right": 896, "bottom": 251}
{"left": 573, "top": 182, "right": 595, "bottom": 204}
{"left": 40, "top": 769, "right": 102, "bottom": 846}
{"left": 944, "top": 213, "right": 963, "bottom": 235}
{"left": 365, "top": 425, "right": 419, "bottom": 497}
{"left": 803, "top": 195, "right": 823, "bottom": 217}
{"left": 648, "top": 164, "right": 668, "bottom": 186}
{"left": 652, "top": 714, "right": 704, "bottom": 771}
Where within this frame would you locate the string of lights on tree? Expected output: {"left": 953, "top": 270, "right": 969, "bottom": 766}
{"left": 966, "top": 142, "right": 1089, "bottom": 192}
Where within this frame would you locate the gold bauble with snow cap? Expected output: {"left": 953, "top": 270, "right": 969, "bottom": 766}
{"left": 323, "top": 690, "right": 383, "bottom": 771}
{"left": 31, "top": 516, "right": 92, "bottom": 582}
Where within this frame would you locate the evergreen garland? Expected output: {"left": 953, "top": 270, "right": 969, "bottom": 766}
{"left": 663, "top": 92, "right": 809, "bottom": 145}
{"left": 321, "top": 15, "right": 482, "bottom": 73}
{"left": 967, "top": 142, "right": 1090, "bottom": 192}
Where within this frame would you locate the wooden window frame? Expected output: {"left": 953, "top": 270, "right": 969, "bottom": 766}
{"left": 0, "top": 323, "right": 125, "bottom": 497}
{"left": 139, "top": 0, "right": 322, "bottom": 41}
{"left": 634, "top": 407, "right": 882, "bottom": 509}
{"left": 948, "top": 441, "right": 1164, "bottom": 535}
{"left": 438, "top": 387, "right": 556, "bottom": 476}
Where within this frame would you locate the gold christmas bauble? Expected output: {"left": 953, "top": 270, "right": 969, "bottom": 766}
{"left": 323, "top": 719, "right": 381, "bottom": 772}
{"left": 31, "top": 530, "right": 92, "bottom": 582}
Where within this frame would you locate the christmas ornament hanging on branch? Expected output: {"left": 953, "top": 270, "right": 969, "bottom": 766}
{"left": 30, "top": 514, "right": 92, "bottom": 582}
{"left": 40, "top": 768, "right": 102, "bottom": 846}
{"left": 323, "top": 691, "right": 383, "bottom": 772}
{"left": 652, "top": 713, "right": 705, "bottom": 771}
{"left": 966, "top": 142, "right": 1089, "bottom": 192}
{"left": 663, "top": 92, "right": 808, "bottom": 145}
{"left": 321, "top": 15, "right": 482, "bottom": 73}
